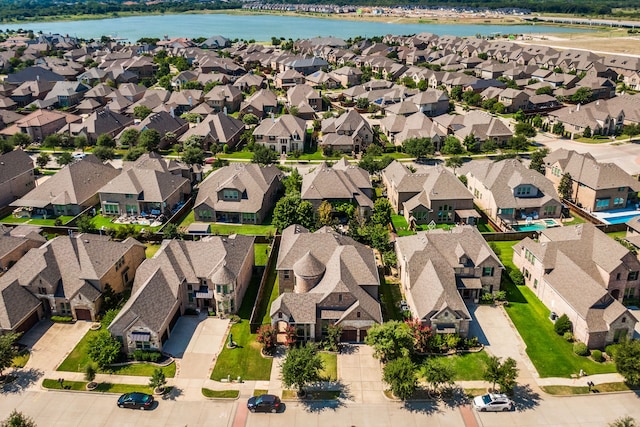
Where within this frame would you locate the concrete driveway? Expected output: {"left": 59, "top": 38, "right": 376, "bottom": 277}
{"left": 337, "top": 344, "right": 385, "bottom": 403}
{"left": 467, "top": 303, "right": 538, "bottom": 381}
{"left": 20, "top": 319, "right": 92, "bottom": 372}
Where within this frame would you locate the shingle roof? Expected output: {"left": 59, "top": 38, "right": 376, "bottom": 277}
{"left": 301, "top": 162, "right": 373, "bottom": 208}
{"left": 0, "top": 149, "right": 33, "bottom": 185}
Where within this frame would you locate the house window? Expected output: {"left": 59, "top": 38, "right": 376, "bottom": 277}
{"left": 628, "top": 271, "right": 639, "bottom": 281}
{"left": 625, "top": 287, "right": 635, "bottom": 299}
{"left": 544, "top": 206, "right": 557, "bottom": 216}
{"left": 617, "top": 273, "right": 621, "bottom": 280}
{"left": 622, "top": 317, "right": 627, "bottom": 323}
{"left": 338, "top": 294, "right": 343, "bottom": 302}
{"left": 125, "top": 194, "right": 135, "bottom": 199}
{"left": 283, "top": 271, "right": 290, "bottom": 279}
{"left": 482, "top": 267, "right": 494, "bottom": 277}
{"left": 115, "top": 257, "right": 125, "bottom": 271}
{"left": 619, "top": 187, "right": 627, "bottom": 192}
{"left": 199, "top": 210, "right": 212, "bottom": 219}
{"left": 223, "top": 189, "right": 239, "bottom": 201}
{"left": 614, "top": 197, "right": 625, "bottom": 206}
{"left": 596, "top": 198, "right": 610, "bottom": 209}
{"left": 125, "top": 204, "right": 138, "bottom": 215}
{"left": 533, "top": 279, "right": 538, "bottom": 288}
{"left": 242, "top": 213, "right": 256, "bottom": 223}
{"left": 357, "top": 311, "right": 361, "bottom": 318}
{"left": 103, "top": 203, "right": 119, "bottom": 215}
{"left": 38, "top": 287, "right": 47, "bottom": 294}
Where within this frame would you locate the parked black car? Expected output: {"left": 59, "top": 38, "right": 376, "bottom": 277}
{"left": 117, "top": 392, "right": 154, "bottom": 410}
{"left": 247, "top": 394, "right": 281, "bottom": 413}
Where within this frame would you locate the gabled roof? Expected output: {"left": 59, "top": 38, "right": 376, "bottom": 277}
{"left": 0, "top": 149, "right": 33, "bottom": 185}
{"left": 301, "top": 162, "right": 373, "bottom": 208}
{"left": 179, "top": 112, "right": 244, "bottom": 144}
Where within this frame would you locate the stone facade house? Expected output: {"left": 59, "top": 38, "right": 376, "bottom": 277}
{"left": 396, "top": 226, "right": 503, "bottom": 336}
{"left": 0, "top": 225, "right": 45, "bottom": 272}
{"left": 193, "top": 163, "right": 283, "bottom": 224}
{"left": 270, "top": 225, "right": 382, "bottom": 343}
{"left": 108, "top": 235, "right": 254, "bottom": 353}
{"left": 320, "top": 110, "right": 373, "bottom": 154}
{"left": 544, "top": 149, "right": 640, "bottom": 212}
{"left": 0, "top": 149, "right": 35, "bottom": 209}
{"left": 253, "top": 114, "right": 306, "bottom": 154}
{"left": 512, "top": 224, "right": 639, "bottom": 348}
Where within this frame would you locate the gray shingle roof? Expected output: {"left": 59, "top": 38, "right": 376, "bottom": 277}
{"left": 301, "top": 162, "right": 373, "bottom": 208}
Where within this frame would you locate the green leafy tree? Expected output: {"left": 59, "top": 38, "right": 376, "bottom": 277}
{"left": 252, "top": 144, "right": 277, "bottom": 165}
{"left": 149, "top": 367, "right": 167, "bottom": 392}
{"left": 441, "top": 136, "right": 464, "bottom": 155}
{"left": 571, "top": 87, "right": 593, "bottom": 104}
{"left": 0, "top": 139, "right": 13, "bottom": 154}
{"left": 0, "top": 410, "right": 36, "bottom": 427}
{"left": 325, "top": 324, "right": 342, "bottom": 352}
{"left": 356, "top": 97, "right": 370, "bottom": 109}
{"left": 162, "top": 223, "right": 180, "bottom": 239}
{"left": 513, "top": 110, "right": 526, "bottom": 122}
{"left": 138, "top": 129, "right": 161, "bottom": 152}
{"left": 535, "top": 86, "right": 553, "bottom": 95}
{"left": 382, "top": 356, "right": 417, "bottom": 400}
{"left": 281, "top": 343, "right": 324, "bottom": 396}
{"left": 9, "top": 132, "right": 32, "bottom": 149}
{"left": 123, "top": 147, "right": 146, "bottom": 161}
{"left": 558, "top": 173, "right": 573, "bottom": 200}
{"left": 56, "top": 151, "right": 74, "bottom": 166}
{"left": 421, "top": 358, "right": 455, "bottom": 395}
{"left": 92, "top": 146, "right": 115, "bottom": 161}
{"left": 532, "top": 114, "right": 544, "bottom": 128}
{"left": 529, "top": 148, "right": 549, "bottom": 175}
{"left": 445, "top": 155, "right": 463, "bottom": 174}
{"left": 75, "top": 135, "right": 88, "bottom": 150}
{"left": 181, "top": 146, "right": 205, "bottom": 165}
{"left": 317, "top": 200, "right": 335, "bottom": 227}
{"left": 119, "top": 128, "right": 139, "bottom": 147}
{"left": 552, "top": 122, "right": 565, "bottom": 135}
{"left": 42, "top": 134, "right": 62, "bottom": 149}
{"left": 609, "top": 416, "right": 639, "bottom": 427}
{"left": 84, "top": 362, "right": 97, "bottom": 383}
{"left": 242, "top": 113, "right": 259, "bottom": 125}
{"left": 96, "top": 134, "right": 116, "bottom": 148}
{"left": 284, "top": 168, "right": 302, "bottom": 195}
{"left": 372, "top": 198, "right": 392, "bottom": 226}
{"left": 272, "top": 194, "right": 306, "bottom": 232}
{"left": 365, "top": 321, "right": 414, "bottom": 363}
{"left": 76, "top": 214, "right": 97, "bottom": 234}
{"left": 583, "top": 126, "right": 592, "bottom": 138}
{"left": 296, "top": 200, "right": 315, "bottom": 230}
{"left": 402, "top": 137, "right": 434, "bottom": 159}
{"left": 483, "top": 355, "right": 519, "bottom": 393}
{"left": 463, "top": 134, "right": 478, "bottom": 152}
{"left": 0, "top": 332, "right": 21, "bottom": 377}
{"left": 507, "top": 134, "right": 530, "bottom": 151}
{"left": 36, "top": 153, "right": 50, "bottom": 168}
{"left": 133, "top": 105, "right": 152, "bottom": 120}
{"left": 450, "top": 85, "right": 463, "bottom": 101}
{"left": 515, "top": 122, "right": 537, "bottom": 137}
{"left": 615, "top": 339, "right": 640, "bottom": 385}
{"left": 87, "top": 330, "right": 121, "bottom": 369}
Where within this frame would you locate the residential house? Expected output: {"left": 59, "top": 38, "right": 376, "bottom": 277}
{"left": 240, "top": 89, "right": 278, "bottom": 119}
{"left": 407, "top": 89, "right": 450, "bottom": 117}
{"left": 193, "top": 163, "right": 283, "bottom": 224}
{"left": 460, "top": 159, "right": 562, "bottom": 228}
{"left": 204, "top": 85, "right": 243, "bottom": 113}
{"left": 381, "top": 161, "right": 476, "bottom": 225}
{"left": 497, "top": 89, "right": 530, "bottom": 114}
{"left": 545, "top": 101, "right": 623, "bottom": 139}
{"left": 396, "top": 226, "right": 503, "bottom": 335}
{"left": 108, "top": 235, "right": 254, "bottom": 353}
{"left": 270, "top": 224, "right": 382, "bottom": 343}
{"left": 233, "top": 73, "right": 264, "bottom": 93}
{"left": 330, "top": 66, "right": 362, "bottom": 87}
{"left": 0, "top": 149, "right": 35, "bottom": 209}
{"left": 178, "top": 112, "right": 245, "bottom": 151}
{"left": 320, "top": 110, "right": 373, "bottom": 154}
{"left": 98, "top": 154, "right": 191, "bottom": 217}
{"left": 13, "top": 154, "right": 119, "bottom": 217}
{"left": 134, "top": 111, "right": 189, "bottom": 150}
{"left": 434, "top": 111, "right": 513, "bottom": 149}
{"left": 287, "top": 84, "right": 322, "bottom": 120}
{"left": 0, "top": 109, "right": 81, "bottom": 142}
{"left": 68, "top": 108, "right": 134, "bottom": 144}
{"left": 544, "top": 149, "right": 640, "bottom": 212}
{"left": 0, "top": 233, "right": 145, "bottom": 325}
{"left": 305, "top": 70, "right": 340, "bottom": 89}
{"left": 274, "top": 69, "right": 305, "bottom": 89}
{"left": 301, "top": 159, "right": 374, "bottom": 218}
{"left": 253, "top": 114, "right": 306, "bottom": 154}
{"left": 0, "top": 225, "right": 45, "bottom": 271}
{"left": 512, "top": 224, "right": 639, "bottom": 348}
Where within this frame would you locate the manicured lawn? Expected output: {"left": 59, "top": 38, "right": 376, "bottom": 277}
{"left": 57, "top": 329, "right": 176, "bottom": 377}
{"left": 541, "top": 382, "right": 634, "bottom": 395}
{"left": 0, "top": 214, "right": 74, "bottom": 226}
{"left": 295, "top": 147, "right": 346, "bottom": 161}
{"left": 381, "top": 152, "right": 411, "bottom": 159}
{"left": 417, "top": 351, "right": 491, "bottom": 381}
{"left": 260, "top": 265, "right": 279, "bottom": 325}
{"left": 319, "top": 352, "right": 337, "bottom": 382}
{"left": 91, "top": 215, "right": 161, "bottom": 232}
{"left": 253, "top": 389, "right": 268, "bottom": 397}
{"left": 379, "top": 280, "right": 404, "bottom": 321}
{"left": 202, "top": 388, "right": 239, "bottom": 398}
{"left": 210, "top": 272, "right": 273, "bottom": 381}
{"left": 607, "top": 230, "right": 628, "bottom": 240}
{"left": 490, "top": 240, "right": 618, "bottom": 378}
{"left": 391, "top": 214, "right": 455, "bottom": 236}
{"left": 145, "top": 243, "right": 161, "bottom": 258}
{"left": 218, "top": 150, "right": 254, "bottom": 160}
{"left": 178, "top": 211, "right": 196, "bottom": 230}
{"left": 563, "top": 213, "right": 586, "bottom": 226}
{"left": 476, "top": 222, "right": 496, "bottom": 233}
{"left": 254, "top": 243, "right": 270, "bottom": 266}
{"left": 43, "top": 379, "right": 154, "bottom": 394}
{"left": 210, "top": 223, "right": 276, "bottom": 236}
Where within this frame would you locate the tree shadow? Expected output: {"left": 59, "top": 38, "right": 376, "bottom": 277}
{"left": 1, "top": 368, "right": 43, "bottom": 394}
{"left": 512, "top": 383, "right": 541, "bottom": 412}
{"left": 466, "top": 303, "right": 489, "bottom": 346}
{"left": 297, "top": 380, "right": 350, "bottom": 413}
{"left": 162, "top": 386, "right": 183, "bottom": 401}
{"left": 401, "top": 399, "right": 440, "bottom": 415}
{"left": 338, "top": 344, "right": 359, "bottom": 355}
{"left": 440, "top": 385, "right": 474, "bottom": 409}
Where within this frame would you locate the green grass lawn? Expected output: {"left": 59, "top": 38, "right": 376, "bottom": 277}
{"left": 210, "top": 272, "right": 273, "bottom": 381}
{"left": 380, "top": 280, "right": 404, "bottom": 321}
{"left": 476, "top": 222, "right": 496, "bottom": 233}
{"left": 202, "top": 388, "right": 239, "bottom": 398}
{"left": 490, "top": 240, "right": 618, "bottom": 378}
{"left": 260, "top": 266, "right": 279, "bottom": 325}
{"left": 254, "top": 243, "right": 270, "bottom": 266}
{"left": 145, "top": 243, "right": 161, "bottom": 258}
{"left": 178, "top": 211, "right": 196, "bottom": 230}
{"left": 210, "top": 223, "right": 276, "bottom": 236}
{"left": 91, "top": 215, "right": 161, "bottom": 232}
{"left": 418, "top": 351, "right": 491, "bottom": 381}
{"left": 43, "top": 379, "right": 154, "bottom": 394}
{"left": 319, "top": 352, "right": 337, "bottom": 381}
{"left": 56, "top": 329, "right": 176, "bottom": 377}
{"left": 0, "top": 214, "right": 74, "bottom": 226}
{"left": 391, "top": 214, "right": 456, "bottom": 236}
{"left": 218, "top": 150, "right": 254, "bottom": 160}
{"left": 295, "top": 148, "right": 347, "bottom": 161}
{"left": 541, "top": 382, "right": 634, "bottom": 395}
{"left": 607, "top": 230, "right": 628, "bottom": 240}
{"left": 563, "top": 213, "right": 586, "bottom": 226}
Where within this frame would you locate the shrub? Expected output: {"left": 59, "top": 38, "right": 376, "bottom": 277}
{"left": 591, "top": 349, "right": 603, "bottom": 363}
{"left": 51, "top": 316, "right": 74, "bottom": 323}
{"left": 573, "top": 342, "right": 590, "bottom": 356}
{"left": 509, "top": 269, "right": 524, "bottom": 287}
{"left": 149, "top": 351, "right": 161, "bottom": 363}
{"left": 554, "top": 314, "right": 572, "bottom": 335}
{"left": 494, "top": 291, "right": 507, "bottom": 301}
{"left": 480, "top": 293, "right": 494, "bottom": 304}
{"left": 605, "top": 344, "right": 621, "bottom": 360}
{"left": 563, "top": 332, "right": 574, "bottom": 342}
{"left": 133, "top": 350, "right": 145, "bottom": 361}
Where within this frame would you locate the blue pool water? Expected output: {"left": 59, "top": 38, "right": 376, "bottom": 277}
{"left": 512, "top": 223, "right": 546, "bottom": 231}
{"left": 603, "top": 214, "right": 640, "bottom": 225}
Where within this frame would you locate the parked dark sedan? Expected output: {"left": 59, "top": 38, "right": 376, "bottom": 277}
{"left": 247, "top": 394, "right": 281, "bottom": 413}
{"left": 117, "top": 392, "right": 154, "bottom": 410}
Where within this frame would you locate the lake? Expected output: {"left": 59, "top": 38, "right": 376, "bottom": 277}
{"left": 1, "top": 13, "right": 591, "bottom": 41}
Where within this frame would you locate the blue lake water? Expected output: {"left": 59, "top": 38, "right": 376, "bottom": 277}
{"left": 0, "top": 14, "right": 592, "bottom": 41}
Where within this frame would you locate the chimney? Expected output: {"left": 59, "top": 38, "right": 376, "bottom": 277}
{"left": 188, "top": 96, "right": 192, "bottom": 107}
{"left": 170, "top": 107, "right": 175, "bottom": 118}
{"left": 576, "top": 103, "right": 580, "bottom": 111}
{"left": 223, "top": 106, "right": 227, "bottom": 116}
{"left": 36, "top": 75, "right": 40, "bottom": 81}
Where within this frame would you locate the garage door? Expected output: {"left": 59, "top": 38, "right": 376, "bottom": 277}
{"left": 340, "top": 329, "right": 357, "bottom": 342}
{"left": 16, "top": 311, "right": 40, "bottom": 334}
{"left": 75, "top": 308, "right": 92, "bottom": 321}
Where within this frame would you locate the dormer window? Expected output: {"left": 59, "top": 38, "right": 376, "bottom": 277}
{"left": 223, "top": 189, "right": 239, "bottom": 201}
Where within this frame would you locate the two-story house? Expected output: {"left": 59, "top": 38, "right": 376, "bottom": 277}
{"left": 253, "top": 114, "right": 307, "bottom": 154}
{"left": 204, "top": 84, "right": 243, "bottom": 113}
{"left": 320, "top": 110, "right": 373, "bottom": 154}
{"left": 512, "top": 224, "right": 638, "bottom": 348}
{"left": 0, "top": 149, "right": 35, "bottom": 209}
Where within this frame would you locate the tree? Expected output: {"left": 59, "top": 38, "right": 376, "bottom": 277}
{"left": 272, "top": 194, "right": 302, "bottom": 232}
{"left": 87, "top": 330, "right": 121, "bottom": 369}
{"left": 0, "top": 410, "right": 36, "bottom": 427}
{"left": 402, "top": 137, "right": 434, "bottom": 159}
{"left": 406, "top": 319, "right": 433, "bottom": 353}
{"left": 445, "top": 156, "right": 463, "bottom": 174}
{"left": 133, "top": 105, "right": 152, "bottom": 120}
{"left": 0, "top": 332, "right": 21, "bottom": 377}
{"left": 463, "top": 134, "right": 478, "bottom": 152}
{"left": 529, "top": 148, "right": 549, "bottom": 175}
{"left": 281, "top": 343, "right": 324, "bottom": 397}
{"left": 256, "top": 324, "right": 277, "bottom": 354}
{"left": 450, "top": 86, "right": 463, "bottom": 101}
{"left": 513, "top": 110, "right": 526, "bottom": 122}
{"left": 92, "top": 146, "right": 115, "bottom": 161}
{"left": 382, "top": 356, "right": 417, "bottom": 400}
{"left": 507, "top": 134, "right": 530, "bottom": 151}
{"left": 284, "top": 168, "right": 302, "bottom": 195}
{"left": 96, "top": 134, "right": 116, "bottom": 148}
{"left": 56, "top": 151, "right": 74, "bottom": 166}
{"left": 552, "top": 122, "right": 565, "bottom": 135}
{"left": 242, "top": 113, "right": 259, "bottom": 125}
{"left": 252, "top": 144, "right": 277, "bottom": 165}
{"left": 42, "top": 134, "right": 62, "bottom": 149}
{"left": 371, "top": 198, "right": 392, "bottom": 226}
{"left": 483, "top": 355, "right": 519, "bottom": 394}
{"left": 76, "top": 214, "right": 97, "bottom": 234}
{"left": 317, "top": 200, "right": 335, "bottom": 227}
{"left": 36, "top": 153, "right": 50, "bottom": 168}
{"left": 74, "top": 135, "right": 88, "bottom": 150}
{"left": 182, "top": 146, "right": 205, "bottom": 165}
{"left": 119, "top": 128, "right": 139, "bottom": 147}
{"left": 609, "top": 416, "right": 639, "bottom": 427}
{"left": 571, "top": 87, "right": 593, "bottom": 104}
{"left": 325, "top": 324, "right": 342, "bottom": 352}
{"left": 554, "top": 313, "right": 572, "bottom": 335}
{"left": 421, "top": 358, "right": 455, "bottom": 395}
{"left": 365, "top": 321, "right": 414, "bottom": 363}
{"left": 138, "top": 129, "right": 161, "bottom": 152}
{"left": 441, "top": 136, "right": 464, "bottom": 155}
{"left": 515, "top": 122, "right": 537, "bottom": 137}
{"left": 149, "top": 367, "right": 167, "bottom": 392}
{"left": 0, "top": 138, "right": 13, "bottom": 154}
{"left": 9, "top": 132, "right": 32, "bottom": 149}
{"left": 615, "top": 339, "right": 640, "bottom": 385}
{"left": 84, "top": 362, "right": 97, "bottom": 384}
{"left": 123, "top": 147, "right": 146, "bottom": 161}
{"left": 558, "top": 173, "right": 573, "bottom": 200}
{"left": 162, "top": 223, "right": 180, "bottom": 239}
{"left": 583, "top": 126, "right": 592, "bottom": 138}
{"left": 296, "top": 200, "right": 315, "bottom": 230}
{"left": 535, "top": 86, "right": 554, "bottom": 95}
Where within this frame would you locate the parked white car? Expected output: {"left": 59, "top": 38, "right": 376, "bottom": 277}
{"left": 473, "top": 393, "right": 514, "bottom": 412}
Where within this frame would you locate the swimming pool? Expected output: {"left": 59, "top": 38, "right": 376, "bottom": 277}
{"left": 602, "top": 214, "right": 640, "bottom": 225}
{"left": 512, "top": 223, "right": 546, "bottom": 232}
